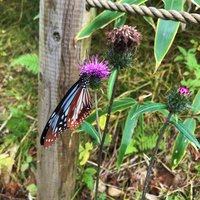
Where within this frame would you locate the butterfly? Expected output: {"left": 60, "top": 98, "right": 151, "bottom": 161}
{"left": 40, "top": 74, "right": 92, "bottom": 148}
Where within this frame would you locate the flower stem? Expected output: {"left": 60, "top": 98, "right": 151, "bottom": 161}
{"left": 95, "top": 69, "right": 119, "bottom": 200}
{"left": 94, "top": 90, "right": 102, "bottom": 141}
{"left": 141, "top": 112, "right": 173, "bottom": 200}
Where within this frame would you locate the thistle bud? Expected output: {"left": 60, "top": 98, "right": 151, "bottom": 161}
{"left": 107, "top": 25, "right": 141, "bottom": 53}
{"left": 167, "top": 86, "right": 190, "bottom": 113}
{"left": 106, "top": 25, "right": 141, "bottom": 68}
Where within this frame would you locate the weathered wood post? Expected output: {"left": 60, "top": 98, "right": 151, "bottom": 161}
{"left": 37, "top": 0, "right": 93, "bottom": 199}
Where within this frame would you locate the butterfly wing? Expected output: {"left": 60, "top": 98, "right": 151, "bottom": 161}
{"left": 40, "top": 79, "right": 92, "bottom": 148}
{"left": 40, "top": 80, "right": 81, "bottom": 147}
{"left": 67, "top": 87, "right": 92, "bottom": 129}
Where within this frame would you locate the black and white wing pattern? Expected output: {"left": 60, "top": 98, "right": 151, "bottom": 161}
{"left": 40, "top": 78, "right": 92, "bottom": 148}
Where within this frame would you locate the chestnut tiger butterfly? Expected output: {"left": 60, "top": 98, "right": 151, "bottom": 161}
{"left": 40, "top": 75, "right": 92, "bottom": 148}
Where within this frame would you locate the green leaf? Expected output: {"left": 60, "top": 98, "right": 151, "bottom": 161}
{"left": 80, "top": 121, "right": 100, "bottom": 144}
{"left": 154, "top": 0, "right": 184, "bottom": 70}
{"left": 114, "top": 14, "right": 127, "bottom": 28}
{"left": 76, "top": 0, "right": 147, "bottom": 40}
{"left": 192, "top": 0, "right": 200, "bottom": 6}
{"left": 85, "top": 167, "right": 97, "bottom": 175}
{"left": 192, "top": 91, "right": 200, "bottom": 114}
{"left": 86, "top": 97, "right": 137, "bottom": 124}
{"left": 0, "top": 154, "right": 15, "bottom": 170}
{"left": 125, "top": 139, "right": 138, "bottom": 155}
{"left": 170, "top": 120, "right": 200, "bottom": 149}
{"left": 98, "top": 193, "right": 107, "bottom": 200}
{"left": 117, "top": 104, "right": 139, "bottom": 169}
{"left": 79, "top": 142, "right": 93, "bottom": 165}
{"left": 107, "top": 69, "right": 118, "bottom": 100}
{"left": 131, "top": 102, "right": 167, "bottom": 119}
{"left": 83, "top": 173, "right": 94, "bottom": 191}
{"left": 177, "top": 46, "right": 187, "bottom": 56}
{"left": 26, "top": 184, "right": 37, "bottom": 197}
{"left": 11, "top": 54, "right": 39, "bottom": 75}
{"left": 21, "top": 163, "right": 29, "bottom": 172}
{"left": 171, "top": 118, "right": 196, "bottom": 169}
{"left": 104, "top": 134, "right": 112, "bottom": 145}
{"left": 112, "top": 97, "right": 137, "bottom": 113}
{"left": 143, "top": 16, "right": 155, "bottom": 30}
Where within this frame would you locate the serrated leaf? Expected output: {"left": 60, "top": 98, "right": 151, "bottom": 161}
{"left": 107, "top": 69, "right": 118, "bottom": 100}
{"left": 83, "top": 173, "right": 94, "bottom": 191}
{"left": 154, "top": 0, "right": 184, "bottom": 70}
{"left": 80, "top": 121, "right": 100, "bottom": 144}
{"left": 76, "top": 0, "right": 147, "bottom": 40}
{"left": 171, "top": 118, "right": 196, "bottom": 169}
{"left": 170, "top": 120, "right": 200, "bottom": 149}
{"left": 85, "top": 167, "right": 97, "bottom": 175}
{"left": 117, "top": 104, "right": 139, "bottom": 169}
{"left": 192, "top": 91, "right": 200, "bottom": 114}
{"left": 11, "top": 54, "right": 39, "bottom": 75}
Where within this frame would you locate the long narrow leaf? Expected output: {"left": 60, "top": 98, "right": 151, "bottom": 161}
{"left": 86, "top": 97, "right": 137, "bottom": 124}
{"left": 131, "top": 102, "right": 167, "bottom": 119}
{"left": 107, "top": 69, "right": 118, "bottom": 100}
{"left": 192, "top": 0, "right": 200, "bottom": 6}
{"left": 117, "top": 104, "right": 139, "bottom": 169}
{"left": 76, "top": 0, "right": 147, "bottom": 40}
{"left": 171, "top": 118, "right": 196, "bottom": 169}
{"left": 170, "top": 120, "right": 200, "bottom": 149}
{"left": 192, "top": 91, "right": 200, "bottom": 114}
{"left": 80, "top": 121, "right": 100, "bottom": 144}
{"left": 154, "top": 0, "right": 184, "bottom": 70}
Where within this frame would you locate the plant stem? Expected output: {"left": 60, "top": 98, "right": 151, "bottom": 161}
{"left": 141, "top": 112, "right": 173, "bottom": 200}
{"left": 95, "top": 69, "right": 119, "bottom": 200}
{"left": 94, "top": 90, "right": 102, "bottom": 141}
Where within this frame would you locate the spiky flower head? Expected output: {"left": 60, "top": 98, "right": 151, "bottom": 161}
{"left": 79, "top": 55, "right": 110, "bottom": 89}
{"left": 107, "top": 25, "right": 142, "bottom": 53}
{"left": 167, "top": 86, "right": 190, "bottom": 113}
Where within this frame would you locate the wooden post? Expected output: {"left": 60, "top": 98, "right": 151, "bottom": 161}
{"left": 37, "top": 0, "right": 93, "bottom": 199}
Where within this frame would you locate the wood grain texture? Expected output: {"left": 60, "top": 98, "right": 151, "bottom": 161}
{"left": 37, "top": 0, "right": 94, "bottom": 199}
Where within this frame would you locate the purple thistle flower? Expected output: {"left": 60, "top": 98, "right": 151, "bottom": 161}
{"left": 79, "top": 55, "right": 110, "bottom": 79}
{"left": 177, "top": 86, "right": 190, "bottom": 96}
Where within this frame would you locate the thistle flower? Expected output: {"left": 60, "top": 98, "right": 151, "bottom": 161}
{"left": 107, "top": 25, "right": 142, "bottom": 53}
{"left": 177, "top": 86, "right": 190, "bottom": 96}
{"left": 79, "top": 55, "right": 110, "bottom": 89}
{"left": 167, "top": 86, "right": 190, "bottom": 113}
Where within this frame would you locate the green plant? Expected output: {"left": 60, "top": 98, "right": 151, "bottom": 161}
{"left": 26, "top": 183, "right": 37, "bottom": 197}
{"left": 82, "top": 167, "right": 97, "bottom": 191}
{"left": 11, "top": 54, "right": 39, "bottom": 75}
{"left": 0, "top": 153, "right": 15, "bottom": 173}
{"left": 79, "top": 142, "right": 94, "bottom": 166}
{"left": 175, "top": 45, "right": 200, "bottom": 92}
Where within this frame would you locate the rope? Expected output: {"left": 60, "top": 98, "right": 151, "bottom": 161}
{"left": 86, "top": 0, "right": 200, "bottom": 25}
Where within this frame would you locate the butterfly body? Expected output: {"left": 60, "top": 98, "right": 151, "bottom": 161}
{"left": 40, "top": 75, "right": 92, "bottom": 148}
